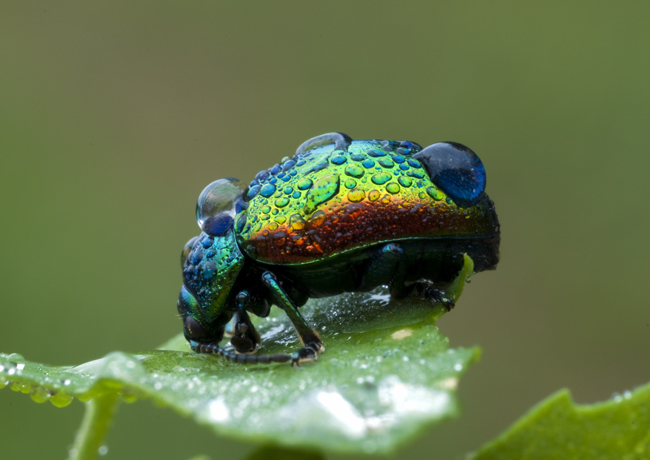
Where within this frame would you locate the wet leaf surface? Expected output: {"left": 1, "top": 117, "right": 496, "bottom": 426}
{"left": 0, "top": 270, "right": 479, "bottom": 454}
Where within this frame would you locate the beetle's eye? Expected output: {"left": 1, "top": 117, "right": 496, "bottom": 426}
{"left": 196, "top": 178, "right": 245, "bottom": 236}
{"left": 185, "top": 316, "right": 208, "bottom": 339}
{"left": 180, "top": 236, "right": 199, "bottom": 269}
{"left": 413, "top": 142, "right": 486, "bottom": 208}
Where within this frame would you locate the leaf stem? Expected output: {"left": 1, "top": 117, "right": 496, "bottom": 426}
{"left": 68, "top": 391, "right": 120, "bottom": 460}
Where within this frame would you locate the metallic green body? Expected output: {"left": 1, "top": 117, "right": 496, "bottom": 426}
{"left": 235, "top": 140, "right": 499, "bottom": 265}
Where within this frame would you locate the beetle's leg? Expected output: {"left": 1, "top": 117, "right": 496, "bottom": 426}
{"left": 229, "top": 290, "right": 262, "bottom": 354}
{"left": 405, "top": 254, "right": 475, "bottom": 312}
{"left": 406, "top": 282, "right": 455, "bottom": 311}
{"left": 358, "top": 243, "right": 410, "bottom": 298}
{"left": 261, "top": 271, "right": 323, "bottom": 366}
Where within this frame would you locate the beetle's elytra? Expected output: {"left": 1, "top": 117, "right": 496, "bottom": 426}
{"left": 178, "top": 133, "right": 500, "bottom": 366}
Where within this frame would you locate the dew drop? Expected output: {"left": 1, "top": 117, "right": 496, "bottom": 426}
{"left": 7, "top": 353, "right": 25, "bottom": 364}
{"left": 297, "top": 178, "right": 313, "bottom": 190}
{"left": 50, "top": 391, "right": 73, "bottom": 408}
{"left": 368, "top": 190, "right": 380, "bottom": 201}
{"left": 386, "top": 182, "right": 400, "bottom": 194}
{"left": 275, "top": 197, "right": 290, "bottom": 208}
{"left": 426, "top": 186, "right": 444, "bottom": 201}
{"left": 330, "top": 154, "right": 347, "bottom": 165}
{"left": 371, "top": 172, "right": 391, "bottom": 185}
{"left": 30, "top": 386, "right": 51, "bottom": 403}
{"left": 304, "top": 174, "right": 340, "bottom": 214}
{"left": 362, "top": 158, "right": 375, "bottom": 169}
{"left": 290, "top": 214, "right": 306, "bottom": 231}
{"left": 310, "top": 210, "right": 326, "bottom": 227}
{"left": 260, "top": 183, "right": 276, "bottom": 198}
{"left": 378, "top": 158, "right": 394, "bottom": 168}
{"left": 347, "top": 189, "right": 365, "bottom": 203}
{"left": 344, "top": 178, "right": 357, "bottom": 189}
{"left": 345, "top": 164, "right": 365, "bottom": 178}
{"left": 398, "top": 176, "right": 412, "bottom": 187}
{"left": 196, "top": 178, "right": 244, "bottom": 229}
{"left": 234, "top": 213, "right": 247, "bottom": 232}
{"left": 247, "top": 184, "right": 261, "bottom": 200}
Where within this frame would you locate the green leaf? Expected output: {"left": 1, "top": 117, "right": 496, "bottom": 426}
{"left": 470, "top": 383, "right": 650, "bottom": 460}
{"left": 0, "top": 256, "right": 479, "bottom": 455}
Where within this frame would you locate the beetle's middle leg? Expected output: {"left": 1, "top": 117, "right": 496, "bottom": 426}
{"left": 360, "top": 243, "right": 455, "bottom": 311}
{"left": 359, "top": 243, "right": 409, "bottom": 298}
{"left": 261, "top": 271, "right": 323, "bottom": 366}
{"left": 229, "top": 290, "right": 262, "bottom": 354}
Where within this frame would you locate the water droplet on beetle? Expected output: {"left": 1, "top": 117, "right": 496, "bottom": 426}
{"left": 347, "top": 189, "right": 365, "bottom": 203}
{"left": 275, "top": 197, "right": 290, "bottom": 208}
{"left": 371, "top": 172, "right": 391, "bottom": 185}
{"left": 304, "top": 174, "right": 340, "bottom": 214}
{"left": 344, "top": 178, "right": 357, "bottom": 189}
{"left": 290, "top": 214, "right": 306, "bottom": 231}
{"left": 297, "top": 178, "right": 313, "bottom": 190}
{"left": 196, "top": 178, "right": 244, "bottom": 229}
{"left": 345, "top": 164, "right": 365, "bottom": 178}
{"left": 386, "top": 182, "right": 400, "bottom": 194}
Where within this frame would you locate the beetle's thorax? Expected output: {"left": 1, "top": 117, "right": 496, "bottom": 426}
{"left": 182, "top": 230, "right": 244, "bottom": 320}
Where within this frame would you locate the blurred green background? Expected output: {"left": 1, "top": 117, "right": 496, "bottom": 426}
{"left": 1, "top": 1, "right": 649, "bottom": 459}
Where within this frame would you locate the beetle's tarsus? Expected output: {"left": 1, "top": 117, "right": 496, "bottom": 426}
{"left": 193, "top": 342, "right": 296, "bottom": 365}
{"left": 290, "top": 342, "right": 322, "bottom": 367}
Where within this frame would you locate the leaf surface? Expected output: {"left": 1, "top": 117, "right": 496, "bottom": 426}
{"left": 470, "top": 383, "right": 650, "bottom": 460}
{"left": 0, "top": 258, "right": 478, "bottom": 454}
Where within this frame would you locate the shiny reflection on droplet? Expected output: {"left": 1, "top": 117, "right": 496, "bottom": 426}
{"left": 180, "top": 236, "right": 199, "bottom": 269}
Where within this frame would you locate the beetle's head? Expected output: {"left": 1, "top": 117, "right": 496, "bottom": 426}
{"left": 177, "top": 178, "right": 247, "bottom": 345}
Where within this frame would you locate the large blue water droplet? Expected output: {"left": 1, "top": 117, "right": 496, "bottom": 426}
{"left": 196, "top": 178, "right": 244, "bottom": 230}
{"left": 202, "top": 213, "right": 234, "bottom": 236}
{"left": 413, "top": 142, "right": 486, "bottom": 207}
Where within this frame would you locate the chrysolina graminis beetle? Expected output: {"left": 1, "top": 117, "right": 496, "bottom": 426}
{"left": 178, "top": 133, "right": 500, "bottom": 366}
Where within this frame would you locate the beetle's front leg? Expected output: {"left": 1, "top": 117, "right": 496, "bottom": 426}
{"left": 261, "top": 271, "right": 323, "bottom": 366}
{"left": 229, "top": 290, "right": 262, "bottom": 354}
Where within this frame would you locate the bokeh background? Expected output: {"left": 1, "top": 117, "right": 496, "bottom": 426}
{"left": 1, "top": 1, "right": 649, "bottom": 459}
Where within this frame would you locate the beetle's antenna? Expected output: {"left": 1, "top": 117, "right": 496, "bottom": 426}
{"left": 195, "top": 342, "right": 292, "bottom": 365}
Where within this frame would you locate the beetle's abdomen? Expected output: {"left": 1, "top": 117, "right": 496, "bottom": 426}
{"left": 236, "top": 140, "right": 499, "bottom": 265}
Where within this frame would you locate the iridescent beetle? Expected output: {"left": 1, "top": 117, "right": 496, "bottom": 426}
{"left": 178, "top": 133, "right": 500, "bottom": 365}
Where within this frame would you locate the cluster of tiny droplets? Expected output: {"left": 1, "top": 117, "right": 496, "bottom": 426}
{"left": 182, "top": 231, "right": 243, "bottom": 317}
{"left": 232, "top": 140, "right": 492, "bottom": 264}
